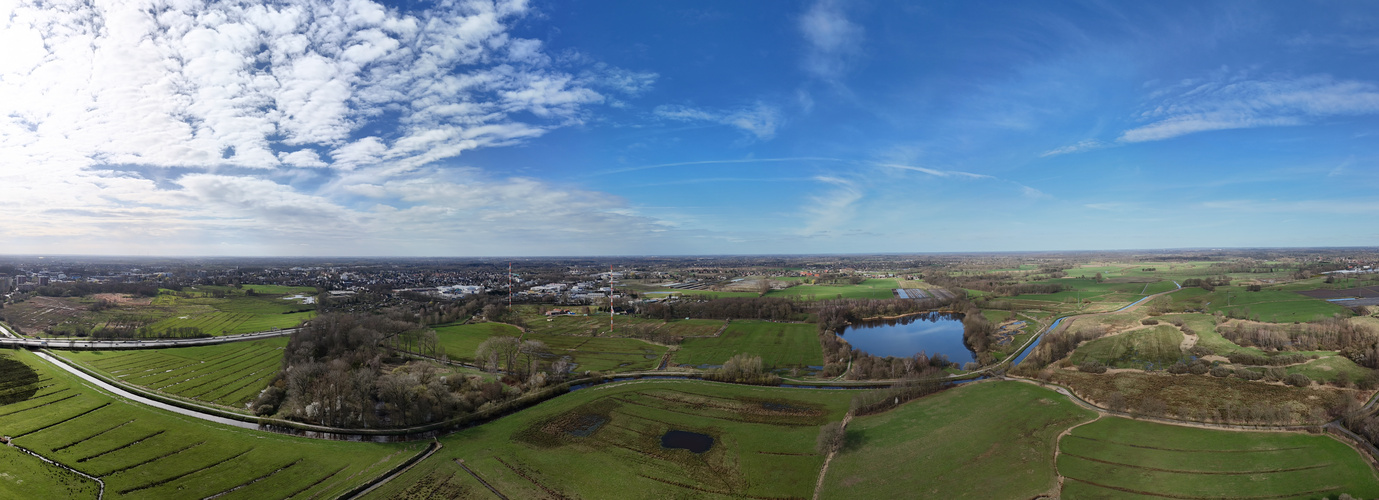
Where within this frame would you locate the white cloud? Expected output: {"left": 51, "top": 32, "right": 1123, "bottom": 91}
{"left": 1041, "top": 140, "right": 1106, "bottom": 157}
{"left": 0, "top": 0, "right": 653, "bottom": 174}
{"left": 653, "top": 102, "right": 782, "bottom": 140}
{"left": 1120, "top": 75, "right": 1379, "bottom": 143}
{"left": 798, "top": 0, "right": 863, "bottom": 80}
{"left": 0, "top": 0, "right": 669, "bottom": 255}
{"left": 802, "top": 176, "right": 863, "bottom": 235}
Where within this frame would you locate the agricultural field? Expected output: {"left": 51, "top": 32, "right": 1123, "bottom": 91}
{"left": 515, "top": 306, "right": 723, "bottom": 338}
{"left": 0, "top": 442, "right": 99, "bottom": 499}
{"left": 767, "top": 278, "right": 900, "bottom": 300}
{"left": 0, "top": 349, "right": 422, "bottom": 499}
{"left": 361, "top": 380, "right": 854, "bottom": 500}
{"left": 0, "top": 286, "right": 315, "bottom": 337}
{"left": 672, "top": 320, "right": 824, "bottom": 369}
{"left": 433, "top": 322, "right": 668, "bottom": 372}
{"left": 55, "top": 339, "right": 286, "bottom": 410}
{"left": 1059, "top": 417, "right": 1379, "bottom": 499}
{"left": 1070, "top": 324, "right": 1185, "bottom": 369}
{"left": 1162, "top": 286, "right": 1349, "bottom": 323}
{"left": 820, "top": 381, "right": 1096, "bottom": 499}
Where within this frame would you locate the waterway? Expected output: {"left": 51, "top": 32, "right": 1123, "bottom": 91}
{"left": 839, "top": 312, "right": 972, "bottom": 364}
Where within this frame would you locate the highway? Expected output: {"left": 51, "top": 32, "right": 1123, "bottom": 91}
{"left": 0, "top": 328, "right": 297, "bottom": 350}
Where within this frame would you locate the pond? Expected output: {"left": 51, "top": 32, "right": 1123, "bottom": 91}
{"left": 839, "top": 312, "right": 972, "bottom": 364}
{"left": 661, "top": 430, "right": 714, "bottom": 453}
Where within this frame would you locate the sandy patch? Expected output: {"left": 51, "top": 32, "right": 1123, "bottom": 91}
{"left": 91, "top": 293, "right": 153, "bottom": 306}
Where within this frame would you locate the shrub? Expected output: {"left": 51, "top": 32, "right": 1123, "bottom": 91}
{"left": 1189, "top": 363, "right": 1210, "bottom": 375}
{"left": 1233, "top": 368, "right": 1263, "bottom": 380}
{"left": 1167, "top": 362, "right": 1189, "bottom": 374}
{"left": 1265, "top": 367, "right": 1288, "bottom": 381}
{"left": 1285, "top": 373, "right": 1312, "bottom": 387}
{"left": 1141, "top": 318, "right": 1159, "bottom": 325}
{"left": 816, "top": 421, "right": 846, "bottom": 455}
{"left": 1077, "top": 360, "right": 1108, "bottom": 374}
{"left": 1210, "top": 366, "right": 1231, "bottom": 377}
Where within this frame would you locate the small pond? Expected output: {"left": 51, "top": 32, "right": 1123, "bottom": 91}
{"left": 839, "top": 312, "right": 973, "bottom": 364}
{"left": 661, "top": 430, "right": 714, "bottom": 453}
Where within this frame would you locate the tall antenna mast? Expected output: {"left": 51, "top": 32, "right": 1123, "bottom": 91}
{"left": 508, "top": 262, "right": 512, "bottom": 308}
{"left": 609, "top": 264, "right": 614, "bottom": 334}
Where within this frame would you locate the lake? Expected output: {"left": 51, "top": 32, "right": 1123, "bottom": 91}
{"left": 839, "top": 312, "right": 973, "bottom": 364}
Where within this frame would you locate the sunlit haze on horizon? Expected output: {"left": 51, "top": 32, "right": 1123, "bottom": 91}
{"left": 2, "top": 0, "right": 1378, "bottom": 256}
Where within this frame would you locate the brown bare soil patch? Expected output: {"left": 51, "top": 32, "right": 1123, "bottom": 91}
{"left": 1051, "top": 370, "right": 1347, "bottom": 424}
{"left": 1296, "top": 286, "right": 1379, "bottom": 299}
{"left": 91, "top": 293, "right": 153, "bottom": 306}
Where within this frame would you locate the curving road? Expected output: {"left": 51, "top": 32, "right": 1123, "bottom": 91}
{"left": 0, "top": 328, "right": 297, "bottom": 350}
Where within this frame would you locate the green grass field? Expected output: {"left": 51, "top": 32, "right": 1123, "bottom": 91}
{"left": 0, "top": 350, "right": 421, "bottom": 499}
{"left": 821, "top": 381, "right": 1096, "bottom": 499}
{"left": 769, "top": 278, "right": 900, "bottom": 300}
{"left": 515, "top": 307, "right": 723, "bottom": 338}
{"left": 1060, "top": 417, "right": 1379, "bottom": 499}
{"left": 433, "top": 322, "right": 668, "bottom": 372}
{"left": 672, "top": 320, "right": 824, "bottom": 369}
{"left": 0, "top": 442, "right": 99, "bottom": 499}
{"left": 143, "top": 292, "right": 315, "bottom": 336}
{"left": 57, "top": 339, "right": 286, "bottom": 410}
{"left": 1167, "top": 286, "right": 1349, "bottom": 323}
{"left": 1286, "top": 355, "right": 1371, "bottom": 383}
{"left": 361, "top": 380, "right": 855, "bottom": 499}
{"left": 1070, "top": 325, "right": 1185, "bottom": 369}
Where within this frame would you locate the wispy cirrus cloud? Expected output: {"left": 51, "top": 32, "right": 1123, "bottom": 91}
{"left": 1120, "top": 74, "right": 1379, "bottom": 143}
{"left": 1044, "top": 74, "right": 1379, "bottom": 155}
{"left": 653, "top": 102, "right": 782, "bottom": 140}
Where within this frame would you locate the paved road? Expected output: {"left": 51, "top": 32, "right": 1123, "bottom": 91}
{"left": 0, "top": 328, "right": 297, "bottom": 350}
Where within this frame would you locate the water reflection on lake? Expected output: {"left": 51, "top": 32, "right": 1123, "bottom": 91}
{"left": 840, "top": 312, "right": 972, "bottom": 364}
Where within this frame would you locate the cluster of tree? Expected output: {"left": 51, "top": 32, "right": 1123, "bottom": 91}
{"left": 961, "top": 309, "right": 995, "bottom": 364}
{"left": 473, "top": 336, "right": 567, "bottom": 380}
{"left": 1218, "top": 318, "right": 1375, "bottom": 353}
{"left": 845, "top": 353, "right": 950, "bottom": 380}
{"left": 921, "top": 270, "right": 1064, "bottom": 296}
{"left": 638, "top": 296, "right": 807, "bottom": 322}
{"left": 1013, "top": 323, "right": 1110, "bottom": 372}
{"left": 1225, "top": 352, "right": 1310, "bottom": 366}
{"left": 255, "top": 313, "right": 566, "bottom": 428}
{"left": 816, "top": 297, "right": 958, "bottom": 335}
{"left": 703, "top": 353, "right": 780, "bottom": 385}
{"left": 849, "top": 378, "right": 949, "bottom": 416}
{"left": 1180, "top": 276, "right": 1231, "bottom": 291}
{"left": 134, "top": 326, "right": 207, "bottom": 339}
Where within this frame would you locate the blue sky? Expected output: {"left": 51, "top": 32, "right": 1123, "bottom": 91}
{"left": 1, "top": 0, "right": 1377, "bottom": 256}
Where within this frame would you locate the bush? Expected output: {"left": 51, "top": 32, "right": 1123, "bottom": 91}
{"left": 1233, "top": 368, "right": 1263, "bottom": 380}
{"left": 1265, "top": 367, "right": 1288, "bottom": 381}
{"left": 1285, "top": 373, "right": 1312, "bottom": 387}
{"left": 1189, "top": 363, "right": 1210, "bottom": 375}
{"left": 1141, "top": 318, "right": 1159, "bottom": 325}
{"left": 816, "top": 421, "right": 846, "bottom": 455}
{"left": 1077, "top": 360, "right": 1108, "bottom": 374}
{"left": 1210, "top": 366, "right": 1231, "bottom": 377}
{"left": 1167, "top": 362, "right": 1189, "bottom": 374}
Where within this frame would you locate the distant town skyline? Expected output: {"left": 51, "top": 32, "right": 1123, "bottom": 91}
{"left": 2, "top": 0, "right": 1378, "bottom": 256}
